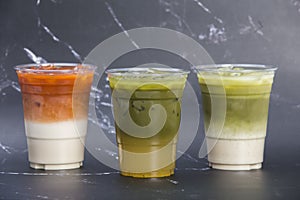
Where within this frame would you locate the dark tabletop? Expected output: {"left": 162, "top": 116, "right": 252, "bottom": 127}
{"left": 1, "top": 0, "right": 300, "bottom": 199}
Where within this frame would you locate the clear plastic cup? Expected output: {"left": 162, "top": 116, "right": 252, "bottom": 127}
{"left": 106, "top": 68, "right": 189, "bottom": 178}
{"left": 15, "top": 63, "right": 95, "bottom": 170}
{"left": 195, "top": 64, "right": 277, "bottom": 170}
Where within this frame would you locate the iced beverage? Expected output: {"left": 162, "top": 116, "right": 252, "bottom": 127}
{"left": 107, "top": 68, "right": 188, "bottom": 178}
{"left": 195, "top": 64, "right": 276, "bottom": 170}
{"left": 15, "top": 63, "right": 95, "bottom": 170}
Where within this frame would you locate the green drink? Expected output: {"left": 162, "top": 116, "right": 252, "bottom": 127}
{"left": 195, "top": 64, "right": 277, "bottom": 170}
{"left": 107, "top": 68, "right": 189, "bottom": 178}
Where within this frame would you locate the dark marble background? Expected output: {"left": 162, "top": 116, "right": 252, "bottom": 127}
{"left": 1, "top": 0, "right": 300, "bottom": 199}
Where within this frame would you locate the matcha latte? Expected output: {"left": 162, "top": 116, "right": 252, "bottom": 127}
{"left": 195, "top": 64, "right": 277, "bottom": 170}
{"left": 107, "top": 68, "right": 188, "bottom": 178}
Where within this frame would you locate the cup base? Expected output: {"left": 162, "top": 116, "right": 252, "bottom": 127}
{"left": 120, "top": 169, "right": 174, "bottom": 178}
{"left": 209, "top": 162, "right": 262, "bottom": 171}
{"left": 27, "top": 137, "right": 85, "bottom": 170}
{"left": 118, "top": 142, "right": 177, "bottom": 178}
{"left": 30, "top": 162, "right": 83, "bottom": 170}
{"left": 207, "top": 137, "right": 265, "bottom": 171}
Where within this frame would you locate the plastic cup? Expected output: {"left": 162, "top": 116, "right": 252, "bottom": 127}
{"left": 15, "top": 63, "right": 95, "bottom": 170}
{"left": 195, "top": 64, "right": 277, "bottom": 170}
{"left": 106, "top": 68, "right": 189, "bottom": 178}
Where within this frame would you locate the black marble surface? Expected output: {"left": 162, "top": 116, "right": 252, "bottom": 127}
{"left": 1, "top": 0, "right": 300, "bottom": 199}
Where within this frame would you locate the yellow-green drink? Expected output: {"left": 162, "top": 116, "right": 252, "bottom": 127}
{"left": 106, "top": 68, "right": 189, "bottom": 178}
{"left": 195, "top": 64, "right": 277, "bottom": 170}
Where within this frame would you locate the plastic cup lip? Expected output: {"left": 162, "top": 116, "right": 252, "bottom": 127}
{"left": 193, "top": 64, "right": 277, "bottom": 73}
{"left": 105, "top": 67, "right": 190, "bottom": 78}
{"left": 14, "top": 63, "right": 96, "bottom": 74}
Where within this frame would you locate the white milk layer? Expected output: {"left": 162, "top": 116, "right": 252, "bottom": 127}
{"left": 207, "top": 137, "right": 265, "bottom": 170}
{"left": 25, "top": 119, "right": 87, "bottom": 139}
{"left": 25, "top": 120, "right": 87, "bottom": 170}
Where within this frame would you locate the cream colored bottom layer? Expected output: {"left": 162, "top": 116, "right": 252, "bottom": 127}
{"left": 207, "top": 137, "right": 265, "bottom": 170}
{"left": 25, "top": 120, "right": 87, "bottom": 170}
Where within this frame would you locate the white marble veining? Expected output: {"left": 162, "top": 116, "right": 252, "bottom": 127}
{"left": 178, "top": 167, "right": 210, "bottom": 171}
{"left": 192, "top": 0, "right": 223, "bottom": 24}
{"left": 192, "top": 0, "right": 211, "bottom": 14}
{"left": 159, "top": 0, "right": 196, "bottom": 37}
{"left": 105, "top": 2, "right": 140, "bottom": 49}
{"left": 0, "top": 142, "right": 13, "bottom": 154}
{"left": 36, "top": 2, "right": 83, "bottom": 62}
{"left": 247, "top": 15, "right": 264, "bottom": 36}
{"left": 159, "top": 0, "right": 226, "bottom": 44}
{"left": 166, "top": 179, "right": 179, "bottom": 185}
{"left": 0, "top": 171, "right": 119, "bottom": 176}
{"left": 177, "top": 150, "right": 207, "bottom": 164}
{"left": 198, "top": 24, "right": 227, "bottom": 44}
{"left": 23, "top": 48, "right": 47, "bottom": 64}
{"left": 40, "top": 24, "right": 82, "bottom": 62}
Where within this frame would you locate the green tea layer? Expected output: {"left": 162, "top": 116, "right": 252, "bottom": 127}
{"left": 198, "top": 71, "right": 275, "bottom": 139}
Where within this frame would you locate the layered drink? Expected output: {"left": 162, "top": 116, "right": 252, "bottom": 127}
{"left": 15, "top": 63, "right": 95, "bottom": 170}
{"left": 195, "top": 64, "right": 277, "bottom": 170}
{"left": 107, "top": 68, "right": 189, "bottom": 178}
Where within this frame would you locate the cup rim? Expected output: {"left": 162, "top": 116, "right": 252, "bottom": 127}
{"left": 14, "top": 63, "right": 96, "bottom": 73}
{"left": 193, "top": 64, "right": 277, "bottom": 73}
{"left": 106, "top": 67, "right": 189, "bottom": 77}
